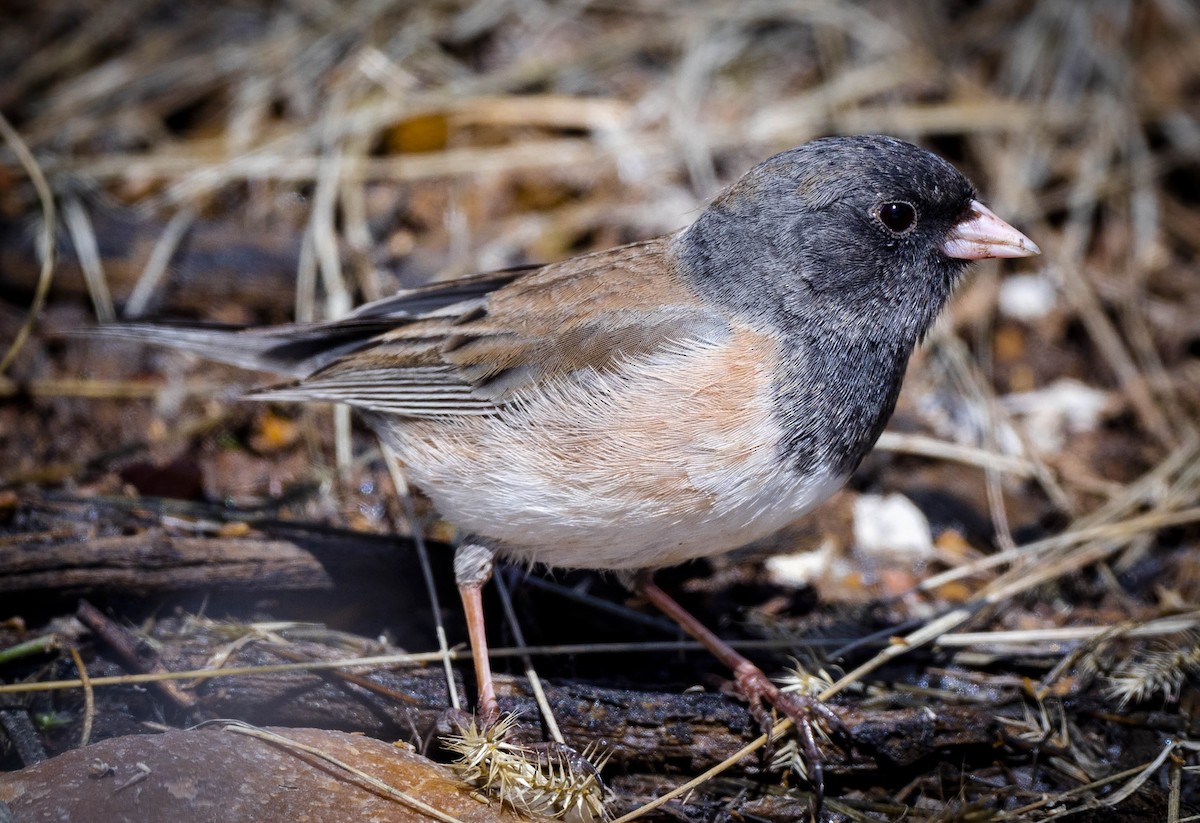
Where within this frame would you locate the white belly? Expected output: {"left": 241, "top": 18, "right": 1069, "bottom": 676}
{"left": 411, "top": 429, "right": 844, "bottom": 570}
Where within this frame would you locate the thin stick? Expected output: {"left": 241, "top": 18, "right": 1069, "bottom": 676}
{"left": 61, "top": 196, "right": 115, "bottom": 323}
{"left": 67, "top": 645, "right": 95, "bottom": 748}
{"left": 75, "top": 599, "right": 197, "bottom": 712}
{"left": 0, "top": 634, "right": 61, "bottom": 665}
{"left": 312, "top": 104, "right": 354, "bottom": 474}
{"left": 937, "top": 611, "right": 1200, "bottom": 647}
{"left": 979, "top": 494, "right": 1200, "bottom": 605}
{"left": 1169, "top": 744, "right": 1182, "bottom": 823}
{"left": 0, "top": 652, "right": 458, "bottom": 694}
{"left": 124, "top": 205, "right": 198, "bottom": 318}
{"left": 494, "top": 569, "right": 564, "bottom": 745}
{"left": 294, "top": 223, "right": 318, "bottom": 323}
{"left": 873, "top": 431, "right": 1036, "bottom": 477}
{"left": 381, "top": 446, "right": 461, "bottom": 711}
{"left": 611, "top": 725, "right": 779, "bottom": 823}
{"left": 916, "top": 503, "right": 1200, "bottom": 595}
{"left": 0, "top": 111, "right": 57, "bottom": 375}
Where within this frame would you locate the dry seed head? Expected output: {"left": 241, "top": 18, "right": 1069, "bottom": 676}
{"left": 443, "top": 713, "right": 611, "bottom": 822}
{"left": 1105, "top": 632, "right": 1200, "bottom": 708}
{"left": 769, "top": 662, "right": 837, "bottom": 780}
{"left": 777, "top": 660, "right": 835, "bottom": 698}
{"left": 768, "top": 738, "right": 808, "bottom": 779}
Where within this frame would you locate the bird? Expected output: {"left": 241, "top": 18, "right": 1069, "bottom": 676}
{"left": 88, "top": 134, "right": 1039, "bottom": 810}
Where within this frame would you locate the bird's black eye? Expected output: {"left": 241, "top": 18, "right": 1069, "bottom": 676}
{"left": 877, "top": 201, "right": 917, "bottom": 234}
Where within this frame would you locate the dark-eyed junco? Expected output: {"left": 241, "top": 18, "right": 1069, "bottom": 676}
{"left": 90, "top": 134, "right": 1038, "bottom": 808}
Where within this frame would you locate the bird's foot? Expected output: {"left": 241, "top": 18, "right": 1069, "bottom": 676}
{"left": 733, "top": 661, "right": 845, "bottom": 817}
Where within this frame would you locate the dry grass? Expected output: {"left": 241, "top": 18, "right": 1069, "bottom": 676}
{"left": 2, "top": 0, "right": 1200, "bottom": 820}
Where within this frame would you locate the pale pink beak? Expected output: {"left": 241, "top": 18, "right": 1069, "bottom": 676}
{"left": 942, "top": 199, "right": 1040, "bottom": 260}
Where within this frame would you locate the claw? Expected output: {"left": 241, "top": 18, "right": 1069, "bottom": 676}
{"left": 733, "top": 662, "right": 842, "bottom": 819}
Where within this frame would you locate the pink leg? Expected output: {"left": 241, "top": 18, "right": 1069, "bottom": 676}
{"left": 457, "top": 581, "right": 498, "bottom": 724}
{"left": 455, "top": 542, "right": 500, "bottom": 724}
{"left": 638, "top": 574, "right": 842, "bottom": 815}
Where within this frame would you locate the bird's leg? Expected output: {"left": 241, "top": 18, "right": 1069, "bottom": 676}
{"left": 636, "top": 573, "right": 843, "bottom": 813}
{"left": 454, "top": 540, "right": 500, "bottom": 725}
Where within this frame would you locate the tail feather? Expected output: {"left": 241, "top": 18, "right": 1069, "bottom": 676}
{"left": 85, "top": 319, "right": 400, "bottom": 378}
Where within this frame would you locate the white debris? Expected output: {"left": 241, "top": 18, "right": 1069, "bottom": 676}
{"left": 852, "top": 493, "right": 934, "bottom": 560}
{"left": 1002, "top": 378, "right": 1110, "bottom": 453}
{"left": 998, "top": 273, "right": 1058, "bottom": 322}
{"left": 764, "top": 539, "right": 834, "bottom": 587}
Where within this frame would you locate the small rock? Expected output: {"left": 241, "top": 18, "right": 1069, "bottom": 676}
{"left": 852, "top": 494, "right": 934, "bottom": 560}
{"left": 764, "top": 538, "right": 834, "bottom": 587}
{"left": 1002, "top": 378, "right": 1110, "bottom": 453}
{"left": 998, "top": 273, "right": 1057, "bottom": 322}
{"left": 0, "top": 726, "right": 542, "bottom": 823}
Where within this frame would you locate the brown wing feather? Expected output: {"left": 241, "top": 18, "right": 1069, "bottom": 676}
{"left": 258, "top": 235, "right": 730, "bottom": 416}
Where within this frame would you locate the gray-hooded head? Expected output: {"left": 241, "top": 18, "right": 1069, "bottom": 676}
{"left": 677, "top": 134, "right": 979, "bottom": 343}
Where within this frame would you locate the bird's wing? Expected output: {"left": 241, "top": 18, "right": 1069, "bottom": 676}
{"left": 343, "top": 265, "right": 536, "bottom": 320}
{"left": 257, "top": 236, "right": 731, "bottom": 417}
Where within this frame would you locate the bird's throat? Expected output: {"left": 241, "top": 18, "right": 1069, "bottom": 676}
{"left": 772, "top": 328, "right": 914, "bottom": 479}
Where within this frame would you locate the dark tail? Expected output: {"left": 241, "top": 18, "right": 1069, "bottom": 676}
{"left": 83, "top": 318, "right": 403, "bottom": 378}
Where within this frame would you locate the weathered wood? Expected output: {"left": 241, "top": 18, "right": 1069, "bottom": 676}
{"left": 0, "top": 498, "right": 422, "bottom": 594}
